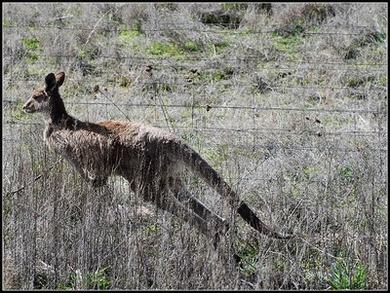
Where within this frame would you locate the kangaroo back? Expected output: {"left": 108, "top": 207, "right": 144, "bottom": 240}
{"left": 178, "top": 143, "right": 293, "bottom": 239}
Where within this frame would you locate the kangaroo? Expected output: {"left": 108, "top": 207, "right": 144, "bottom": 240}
{"left": 22, "top": 72, "right": 293, "bottom": 255}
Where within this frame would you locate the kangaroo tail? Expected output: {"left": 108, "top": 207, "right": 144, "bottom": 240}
{"left": 178, "top": 143, "right": 293, "bottom": 239}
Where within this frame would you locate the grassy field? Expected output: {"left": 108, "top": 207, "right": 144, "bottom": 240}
{"left": 2, "top": 3, "right": 388, "bottom": 290}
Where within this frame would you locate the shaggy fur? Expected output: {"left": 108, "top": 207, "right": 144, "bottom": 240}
{"left": 23, "top": 72, "right": 293, "bottom": 249}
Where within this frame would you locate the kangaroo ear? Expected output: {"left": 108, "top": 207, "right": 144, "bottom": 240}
{"left": 45, "top": 73, "right": 57, "bottom": 91}
{"left": 56, "top": 72, "right": 65, "bottom": 87}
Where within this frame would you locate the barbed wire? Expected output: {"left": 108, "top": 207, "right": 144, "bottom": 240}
{"left": 3, "top": 54, "right": 387, "bottom": 69}
{"left": 3, "top": 99, "right": 387, "bottom": 115}
{"left": 1, "top": 143, "right": 385, "bottom": 186}
{"left": 142, "top": 22, "right": 378, "bottom": 30}
{"left": 2, "top": 129, "right": 387, "bottom": 156}
{"left": 3, "top": 21, "right": 387, "bottom": 158}
{"left": 3, "top": 23, "right": 384, "bottom": 36}
{"left": 171, "top": 126, "right": 386, "bottom": 137}
{"left": 4, "top": 14, "right": 378, "bottom": 30}
{"left": 3, "top": 78, "right": 387, "bottom": 95}
{"left": 3, "top": 119, "right": 387, "bottom": 140}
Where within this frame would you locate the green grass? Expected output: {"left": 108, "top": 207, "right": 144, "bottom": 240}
{"left": 222, "top": 3, "right": 248, "bottom": 12}
{"left": 194, "top": 68, "right": 233, "bottom": 83}
{"left": 76, "top": 45, "right": 100, "bottom": 61}
{"left": 22, "top": 37, "right": 40, "bottom": 50}
{"left": 235, "top": 239, "right": 259, "bottom": 277}
{"left": 58, "top": 268, "right": 111, "bottom": 290}
{"left": 21, "top": 37, "right": 41, "bottom": 63}
{"left": 145, "top": 223, "right": 160, "bottom": 234}
{"left": 146, "top": 42, "right": 185, "bottom": 58}
{"left": 86, "top": 268, "right": 111, "bottom": 290}
{"left": 145, "top": 40, "right": 204, "bottom": 57}
{"left": 118, "top": 25, "right": 142, "bottom": 44}
{"left": 270, "top": 33, "right": 303, "bottom": 59}
{"left": 346, "top": 75, "right": 377, "bottom": 88}
{"left": 203, "top": 144, "right": 229, "bottom": 170}
{"left": 213, "top": 41, "right": 230, "bottom": 54}
{"left": 182, "top": 41, "right": 202, "bottom": 52}
{"left": 8, "top": 99, "right": 27, "bottom": 121}
{"left": 2, "top": 18, "right": 14, "bottom": 27}
{"left": 339, "top": 166, "right": 354, "bottom": 182}
{"left": 303, "top": 166, "right": 321, "bottom": 180}
{"left": 327, "top": 260, "right": 367, "bottom": 290}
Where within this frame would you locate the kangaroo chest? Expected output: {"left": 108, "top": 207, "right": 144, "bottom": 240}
{"left": 43, "top": 122, "right": 178, "bottom": 182}
{"left": 44, "top": 125, "right": 122, "bottom": 174}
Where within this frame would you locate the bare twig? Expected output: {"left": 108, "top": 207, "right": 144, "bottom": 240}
{"left": 8, "top": 158, "right": 63, "bottom": 195}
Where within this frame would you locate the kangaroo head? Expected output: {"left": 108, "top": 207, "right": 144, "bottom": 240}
{"left": 23, "top": 72, "right": 65, "bottom": 114}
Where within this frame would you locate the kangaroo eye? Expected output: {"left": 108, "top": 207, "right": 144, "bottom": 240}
{"left": 34, "top": 95, "right": 45, "bottom": 102}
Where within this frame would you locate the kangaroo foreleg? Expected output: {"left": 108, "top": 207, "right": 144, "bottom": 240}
{"left": 66, "top": 157, "right": 108, "bottom": 187}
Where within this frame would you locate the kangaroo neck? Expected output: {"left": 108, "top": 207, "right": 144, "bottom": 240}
{"left": 48, "top": 91, "right": 67, "bottom": 121}
{"left": 41, "top": 91, "right": 77, "bottom": 129}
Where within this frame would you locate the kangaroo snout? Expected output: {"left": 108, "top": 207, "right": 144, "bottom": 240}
{"left": 22, "top": 100, "right": 35, "bottom": 113}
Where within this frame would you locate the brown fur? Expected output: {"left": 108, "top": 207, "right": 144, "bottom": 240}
{"left": 22, "top": 72, "right": 293, "bottom": 250}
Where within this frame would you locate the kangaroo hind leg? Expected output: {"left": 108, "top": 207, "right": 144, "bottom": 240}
{"left": 168, "top": 177, "right": 230, "bottom": 246}
{"left": 155, "top": 192, "right": 212, "bottom": 237}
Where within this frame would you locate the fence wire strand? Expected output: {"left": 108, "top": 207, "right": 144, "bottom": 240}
{"left": 2, "top": 54, "right": 388, "bottom": 70}
{"left": 4, "top": 23, "right": 384, "bottom": 36}
{"left": 2, "top": 99, "right": 387, "bottom": 115}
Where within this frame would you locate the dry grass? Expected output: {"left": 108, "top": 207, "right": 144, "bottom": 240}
{"left": 2, "top": 2, "right": 388, "bottom": 290}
